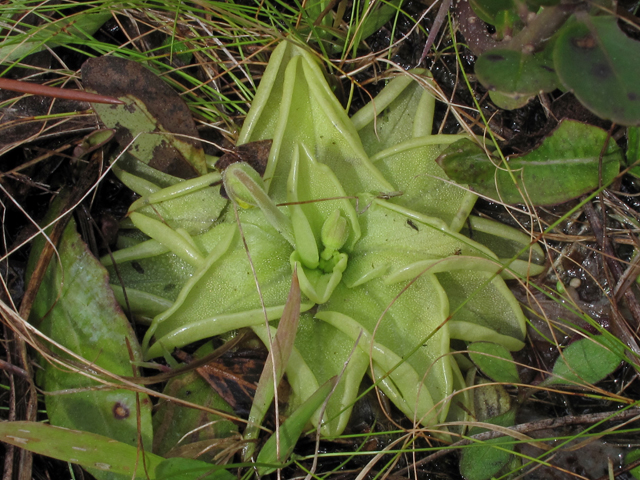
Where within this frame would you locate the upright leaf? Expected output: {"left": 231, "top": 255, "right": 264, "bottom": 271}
{"left": 27, "top": 217, "right": 153, "bottom": 480}
{"left": 238, "top": 41, "right": 392, "bottom": 201}
{"left": 256, "top": 377, "right": 337, "bottom": 475}
{"left": 243, "top": 270, "right": 301, "bottom": 460}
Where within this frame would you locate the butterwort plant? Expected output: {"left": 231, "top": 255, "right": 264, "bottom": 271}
{"left": 102, "top": 40, "right": 542, "bottom": 436}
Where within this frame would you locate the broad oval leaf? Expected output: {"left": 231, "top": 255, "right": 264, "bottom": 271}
{"left": 469, "top": 342, "right": 521, "bottom": 383}
{"left": 353, "top": 72, "right": 476, "bottom": 230}
{"left": 437, "top": 120, "right": 622, "bottom": 205}
{"left": 460, "top": 436, "right": 515, "bottom": 480}
{"left": 476, "top": 49, "right": 559, "bottom": 99}
{"left": 543, "top": 335, "right": 623, "bottom": 386}
{"left": 460, "top": 411, "right": 517, "bottom": 480}
{"left": 554, "top": 15, "right": 640, "bottom": 126}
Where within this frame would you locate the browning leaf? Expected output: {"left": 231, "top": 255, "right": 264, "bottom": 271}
{"left": 82, "top": 56, "right": 207, "bottom": 178}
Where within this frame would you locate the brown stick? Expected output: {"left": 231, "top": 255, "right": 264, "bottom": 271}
{"left": 418, "top": 0, "right": 452, "bottom": 65}
{"left": 0, "top": 77, "right": 123, "bottom": 105}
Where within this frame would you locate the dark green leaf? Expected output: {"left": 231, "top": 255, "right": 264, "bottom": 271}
{"left": 256, "top": 376, "right": 337, "bottom": 475}
{"left": 526, "top": 0, "right": 560, "bottom": 6}
{"left": 627, "top": 127, "right": 640, "bottom": 177}
{"left": 469, "top": 342, "right": 521, "bottom": 383}
{"left": 460, "top": 437, "right": 514, "bottom": 480}
{"left": 461, "top": 408, "right": 517, "bottom": 480}
{"left": 625, "top": 449, "right": 640, "bottom": 479}
{"left": 554, "top": 15, "right": 640, "bottom": 126}
{"left": 436, "top": 120, "right": 621, "bottom": 205}
{"left": 0, "top": 421, "right": 163, "bottom": 478}
{"left": 470, "top": 0, "right": 514, "bottom": 25}
{"left": 28, "top": 216, "right": 153, "bottom": 480}
{"left": 152, "top": 343, "right": 238, "bottom": 461}
{"left": 155, "top": 458, "right": 235, "bottom": 480}
{"left": 476, "top": 49, "right": 559, "bottom": 99}
{"left": 544, "top": 335, "right": 623, "bottom": 386}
